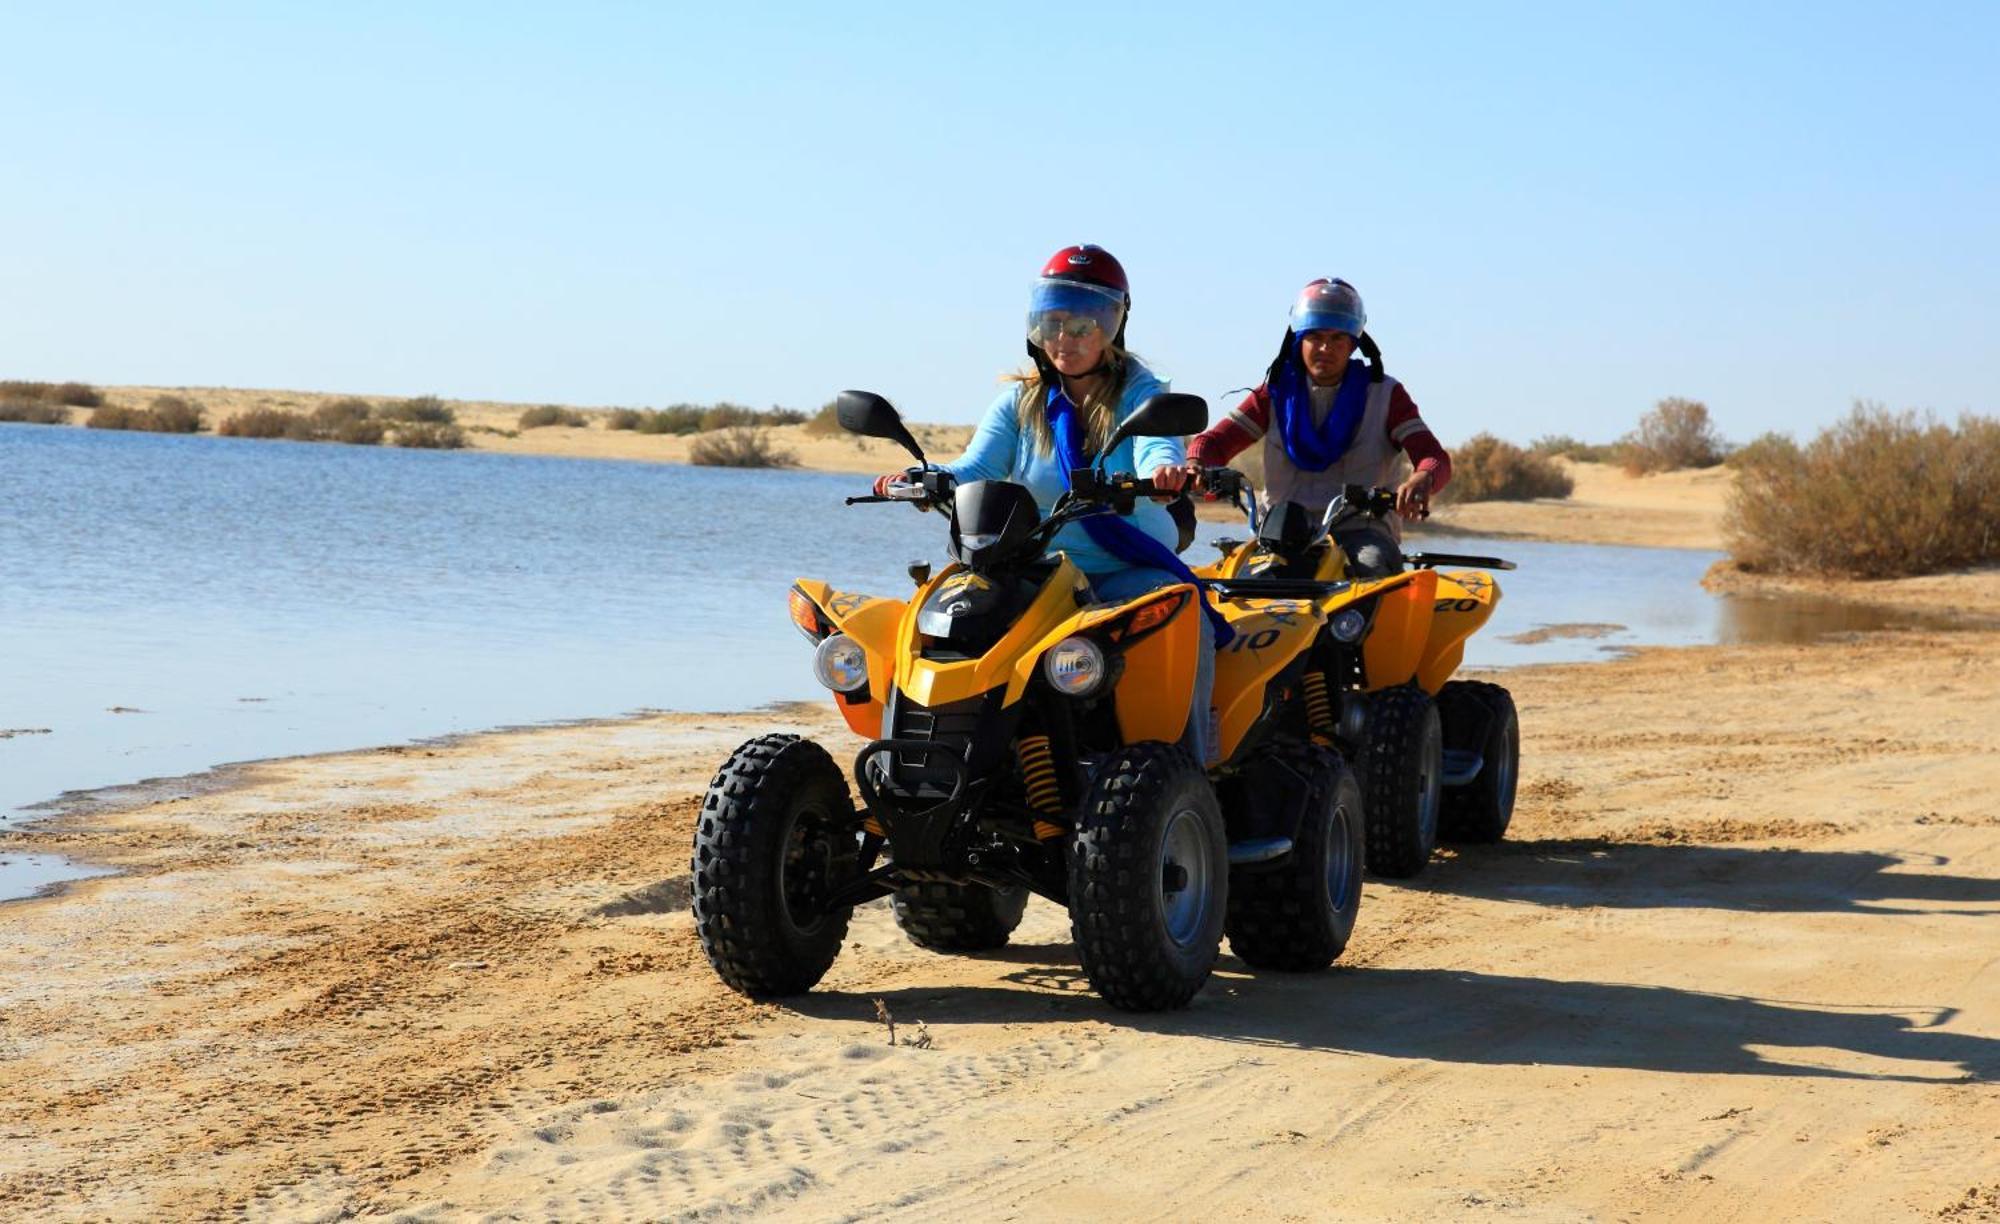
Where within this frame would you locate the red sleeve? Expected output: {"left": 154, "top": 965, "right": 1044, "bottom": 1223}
{"left": 1188, "top": 385, "right": 1271, "bottom": 467}
{"left": 1384, "top": 383, "right": 1451, "bottom": 493}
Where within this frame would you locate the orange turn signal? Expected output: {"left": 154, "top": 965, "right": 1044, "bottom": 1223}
{"left": 789, "top": 587, "right": 827, "bottom": 642}
{"left": 1122, "top": 590, "right": 1188, "bottom": 639}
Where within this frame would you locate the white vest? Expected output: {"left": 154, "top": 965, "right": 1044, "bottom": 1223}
{"left": 1260, "top": 374, "right": 1406, "bottom": 537}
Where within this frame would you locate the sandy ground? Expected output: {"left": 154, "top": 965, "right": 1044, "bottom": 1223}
{"left": 5, "top": 627, "right": 1998, "bottom": 1221}
{"left": 1425, "top": 460, "right": 1733, "bottom": 552}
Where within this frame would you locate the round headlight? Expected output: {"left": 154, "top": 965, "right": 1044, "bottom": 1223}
{"left": 1330, "top": 608, "right": 1368, "bottom": 643}
{"left": 812, "top": 634, "right": 869, "bottom": 693}
{"left": 1042, "top": 636, "right": 1107, "bottom": 697}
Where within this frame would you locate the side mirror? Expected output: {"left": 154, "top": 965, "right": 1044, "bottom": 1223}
{"left": 1100, "top": 392, "right": 1209, "bottom": 459}
{"left": 836, "top": 390, "right": 926, "bottom": 464}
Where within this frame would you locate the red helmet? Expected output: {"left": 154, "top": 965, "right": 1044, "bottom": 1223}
{"left": 1040, "top": 244, "right": 1129, "bottom": 300}
{"left": 1030, "top": 244, "right": 1130, "bottom": 349}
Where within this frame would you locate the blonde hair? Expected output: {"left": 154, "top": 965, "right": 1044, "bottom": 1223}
{"left": 1003, "top": 345, "right": 1133, "bottom": 460}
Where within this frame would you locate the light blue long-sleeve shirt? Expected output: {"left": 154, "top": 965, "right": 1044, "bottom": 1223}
{"left": 942, "top": 362, "right": 1186, "bottom": 576}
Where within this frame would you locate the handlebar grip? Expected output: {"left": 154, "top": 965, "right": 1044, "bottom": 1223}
{"left": 844, "top": 495, "right": 894, "bottom": 504}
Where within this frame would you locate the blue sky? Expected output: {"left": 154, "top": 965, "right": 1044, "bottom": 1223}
{"left": 3, "top": 2, "right": 1994, "bottom": 444}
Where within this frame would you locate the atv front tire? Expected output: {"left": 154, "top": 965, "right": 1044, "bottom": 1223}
{"left": 892, "top": 881, "right": 1029, "bottom": 953}
{"left": 691, "top": 734, "right": 858, "bottom": 997}
{"left": 1362, "top": 685, "right": 1443, "bottom": 878}
{"left": 1227, "top": 745, "right": 1364, "bottom": 971}
{"left": 1438, "top": 680, "right": 1519, "bottom": 844}
{"left": 1068, "top": 742, "right": 1228, "bottom": 1012}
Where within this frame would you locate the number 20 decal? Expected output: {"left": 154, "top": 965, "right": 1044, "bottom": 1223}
{"left": 1434, "top": 598, "right": 1480, "bottom": 612}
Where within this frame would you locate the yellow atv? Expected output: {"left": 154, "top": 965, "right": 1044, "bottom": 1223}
{"left": 692, "top": 392, "right": 1364, "bottom": 1012}
{"left": 1193, "top": 477, "right": 1520, "bottom": 878}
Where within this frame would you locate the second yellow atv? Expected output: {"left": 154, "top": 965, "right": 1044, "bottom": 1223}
{"left": 1194, "top": 477, "right": 1521, "bottom": 878}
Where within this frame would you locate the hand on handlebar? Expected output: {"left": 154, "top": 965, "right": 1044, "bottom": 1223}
{"left": 1394, "top": 469, "right": 1434, "bottom": 520}
{"left": 1147, "top": 463, "right": 1195, "bottom": 499}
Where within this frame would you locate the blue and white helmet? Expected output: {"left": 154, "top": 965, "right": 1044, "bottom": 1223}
{"left": 1289, "top": 278, "right": 1366, "bottom": 338}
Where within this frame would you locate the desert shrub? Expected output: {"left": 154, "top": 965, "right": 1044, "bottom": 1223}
{"left": 144, "top": 395, "right": 204, "bottom": 433}
{"left": 1529, "top": 433, "right": 1623, "bottom": 464}
{"left": 55, "top": 382, "right": 103, "bottom": 407}
{"left": 312, "top": 398, "right": 374, "bottom": 429}
{"left": 0, "top": 380, "right": 99, "bottom": 406}
{"left": 1725, "top": 403, "right": 1999, "bottom": 578}
{"left": 391, "top": 421, "right": 466, "bottom": 449}
{"left": 802, "top": 400, "right": 845, "bottom": 437}
{"left": 1622, "top": 397, "right": 1727, "bottom": 474}
{"left": 1723, "top": 430, "right": 1798, "bottom": 470}
{"left": 218, "top": 408, "right": 306, "bottom": 439}
{"left": 87, "top": 396, "right": 204, "bottom": 432}
{"left": 605, "top": 408, "right": 643, "bottom": 430}
{"left": 1439, "top": 433, "right": 1576, "bottom": 503}
{"left": 0, "top": 400, "right": 71, "bottom": 424}
{"left": 698, "top": 402, "right": 762, "bottom": 431}
{"left": 377, "top": 394, "right": 454, "bottom": 424}
{"left": 86, "top": 404, "right": 146, "bottom": 430}
{"left": 0, "top": 381, "right": 55, "bottom": 402}
{"left": 518, "top": 404, "right": 588, "bottom": 429}
{"left": 329, "top": 417, "right": 386, "bottom": 445}
{"left": 688, "top": 426, "right": 797, "bottom": 468}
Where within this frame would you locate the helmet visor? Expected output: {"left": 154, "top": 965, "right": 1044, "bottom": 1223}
{"left": 1028, "top": 279, "right": 1125, "bottom": 346}
{"left": 1290, "top": 279, "right": 1365, "bottom": 338}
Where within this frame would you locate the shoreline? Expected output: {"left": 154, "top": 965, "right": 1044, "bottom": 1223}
{"left": 3, "top": 626, "right": 1995, "bottom": 1218}
{"left": 24, "top": 385, "right": 1738, "bottom": 551}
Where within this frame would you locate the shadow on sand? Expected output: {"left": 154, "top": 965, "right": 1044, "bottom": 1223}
{"left": 789, "top": 837, "right": 2000, "bottom": 1084}
{"left": 1427, "top": 837, "right": 2000, "bottom": 917}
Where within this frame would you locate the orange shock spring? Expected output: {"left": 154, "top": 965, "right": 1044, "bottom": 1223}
{"left": 862, "top": 814, "right": 886, "bottom": 838}
{"left": 1304, "top": 670, "right": 1337, "bottom": 743}
{"left": 1016, "top": 734, "right": 1067, "bottom": 841}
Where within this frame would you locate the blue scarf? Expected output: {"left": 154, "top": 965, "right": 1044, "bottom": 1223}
{"left": 1046, "top": 387, "right": 1233, "bottom": 646}
{"left": 1272, "top": 348, "right": 1372, "bottom": 473}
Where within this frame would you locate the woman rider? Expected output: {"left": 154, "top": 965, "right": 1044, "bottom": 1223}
{"left": 873, "top": 244, "right": 1220, "bottom": 765}
{"left": 1187, "top": 278, "right": 1452, "bottom": 577}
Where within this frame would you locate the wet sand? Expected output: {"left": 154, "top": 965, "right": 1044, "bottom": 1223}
{"left": 4, "top": 630, "right": 1997, "bottom": 1220}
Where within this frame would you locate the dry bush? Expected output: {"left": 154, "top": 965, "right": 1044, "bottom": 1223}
{"left": 218, "top": 408, "right": 307, "bottom": 439}
{"left": 1723, "top": 430, "right": 1797, "bottom": 470}
{"left": 1725, "top": 403, "right": 1999, "bottom": 578}
{"left": 802, "top": 400, "right": 843, "bottom": 437}
{"left": 605, "top": 408, "right": 643, "bottom": 430}
{"left": 87, "top": 400, "right": 203, "bottom": 432}
{"left": 1438, "top": 433, "right": 1575, "bottom": 503}
{"left": 2, "top": 380, "right": 99, "bottom": 407}
{"left": 1622, "top": 397, "right": 1727, "bottom": 474}
{"left": 313, "top": 398, "right": 374, "bottom": 429}
{"left": 518, "top": 404, "right": 588, "bottom": 429}
{"left": 689, "top": 426, "right": 797, "bottom": 468}
{"left": 377, "top": 395, "right": 455, "bottom": 424}
{"left": 636, "top": 405, "right": 702, "bottom": 434}
{"left": 86, "top": 404, "right": 146, "bottom": 430}
{"left": 144, "top": 395, "right": 204, "bottom": 433}
{"left": 0, "top": 400, "right": 71, "bottom": 424}
{"left": 391, "top": 421, "right": 466, "bottom": 449}
{"left": 329, "top": 417, "right": 386, "bottom": 445}
{"left": 1529, "top": 434, "right": 1623, "bottom": 464}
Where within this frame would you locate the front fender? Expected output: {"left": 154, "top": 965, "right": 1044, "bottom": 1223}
{"left": 793, "top": 578, "right": 905, "bottom": 738}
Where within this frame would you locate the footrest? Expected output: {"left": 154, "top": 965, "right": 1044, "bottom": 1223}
{"left": 1228, "top": 837, "right": 1293, "bottom": 865}
{"left": 1441, "top": 749, "right": 1484, "bottom": 787}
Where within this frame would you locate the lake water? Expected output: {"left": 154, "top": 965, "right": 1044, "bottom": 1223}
{"left": 0, "top": 424, "right": 1949, "bottom": 900}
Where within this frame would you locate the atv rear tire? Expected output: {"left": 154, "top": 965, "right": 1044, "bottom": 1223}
{"left": 892, "top": 882, "right": 1030, "bottom": 953}
{"left": 1227, "top": 745, "right": 1364, "bottom": 971}
{"left": 691, "top": 734, "right": 858, "bottom": 997}
{"left": 1068, "top": 742, "right": 1227, "bottom": 1012}
{"left": 1362, "top": 685, "right": 1443, "bottom": 878}
{"left": 1438, "top": 680, "right": 1519, "bottom": 844}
